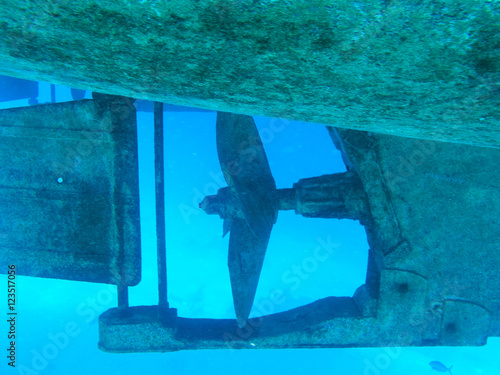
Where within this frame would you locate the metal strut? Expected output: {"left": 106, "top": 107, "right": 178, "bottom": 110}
{"left": 154, "top": 102, "right": 168, "bottom": 309}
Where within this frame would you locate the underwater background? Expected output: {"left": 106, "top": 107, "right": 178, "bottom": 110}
{"left": 1, "top": 76, "right": 499, "bottom": 375}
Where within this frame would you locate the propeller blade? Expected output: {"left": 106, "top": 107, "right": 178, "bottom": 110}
{"left": 222, "top": 218, "right": 232, "bottom": 238}
{"left": 216, "top": 111, "right": 279, "bottom": 326}
{"left": 227, "top": 217, "right": 272, "bottom": 328}
{"left": 216, "top": 111, "right": 278, "bottom": 239}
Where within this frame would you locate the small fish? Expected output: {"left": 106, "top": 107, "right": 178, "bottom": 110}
{"left": 429, "top": 361, "right": 453, "bottom": 374}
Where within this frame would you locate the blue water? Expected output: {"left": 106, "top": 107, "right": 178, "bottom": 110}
{"left": 2, "top": 78, "right": 499, "bottom": 374}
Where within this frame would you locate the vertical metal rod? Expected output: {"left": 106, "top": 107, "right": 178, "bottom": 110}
{"left": 50, "top": 84, "right": 56, "bottom": 103}
{"left": 154, "top": 101, "right": 168, "bottom": 308}
{"left": 117, "top": 286, "right": 129, "bottom": 309}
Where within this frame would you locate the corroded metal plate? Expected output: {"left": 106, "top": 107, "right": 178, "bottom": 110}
{"left": 0, "top": 95, "right": 141, "bottom": 286}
